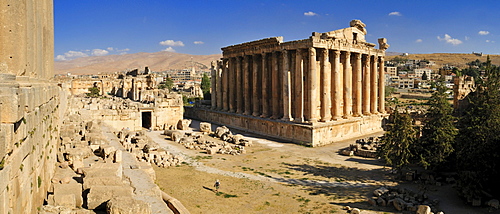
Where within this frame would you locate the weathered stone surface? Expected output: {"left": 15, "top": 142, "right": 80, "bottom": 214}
{"left": 177, "top": 119, "right": 192, "bottom": 130}
{"left": 488, "top": 199, "right": 499, "bottom": 209}
{"left": 53, "top": 182, "right": 83, "bottom": 207}
{"left": 106, "top": 196, "right": 152, "bottom": 214}
{"left": 351, "top": 208, "right": 361, "bottom": 214}
{"left": 199, "top": 122, "right": 212, "bottom": 133}
{"left": 87, "top": 185, "right": 133, "bottom": 210}
{"left": 417, "top": 205, "right": 431, "bottom": 214}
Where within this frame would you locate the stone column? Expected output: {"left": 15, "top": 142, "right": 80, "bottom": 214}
{"left": 244, "top": 55, "right": 251, "bottom": 115}
{"left": 353, "top": 53, "right": 362, "bottom": 117}
{"left": 379, "top": 56, "right": 386, "bottom": 113}
{"left": 342, "top": 51, "right": 352, "bottom": 118}
{"left": 217, "top": 60, "right": 224, "bottom": 110}
{"left": 252, "top": 55, "right": 260, "bottom": 116}
{"left": 294, "top": 49, "right": 304, "bottom": 122}
{"left": 307, "top": 47, "right": 319, "bottom": 123}
{"left": 271, "top": 51, "right": 280, "bottom": 119}
{"left": 362, "top": 54, "right": 371, "bottom": 115}
{"left": 236, "top": 56, "right": 243, "bottom": 114}
{"left": 370, "top": 55, "right": 378, "bottom": 114}
{"left": 282, "top": 50, "right": 293, "bottom": 121}
{"left": 332, "top": 50, "right": 342, "bottom": 120}
{"left": 261, "top": 53, "right": 269, "bottom": 118}
{"left": 210, "top": 61, "right": 217, "bottom": 109}
{"left": 228, "top": 58, "right": 235, "bottom": 112}
{"left": 320, "top": 49, "right": 332, "bottom": 122}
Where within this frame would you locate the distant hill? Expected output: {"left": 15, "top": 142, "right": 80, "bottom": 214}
{"left": 386, "top": 53, "right": 500, "bottom": 69}
{"left": 54, "top": 51, "right": 222, "bottom": 75}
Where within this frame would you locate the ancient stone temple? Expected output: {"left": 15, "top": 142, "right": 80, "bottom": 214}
{"left": 187, "top": 20, "right": 389, "bottom": 147}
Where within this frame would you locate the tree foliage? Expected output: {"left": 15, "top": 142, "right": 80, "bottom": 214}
{"left": 377, "top": 110, "right": 418, "bottom": 172}
{"left": 416, "top": 78, "right": 456, "bottom": 169}
{"left": 201, "top": 73, "right": 211, "bottom": 100}
{"left": 86, "top": 86, "right": 100, "bottom": 97}
{"left": 455, "top": 56, "right": 500, "bottom": 199}
{"left": 158, "top": 76, "right": 174, "bottom": 91}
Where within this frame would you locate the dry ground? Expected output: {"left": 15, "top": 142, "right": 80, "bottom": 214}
{"left": 151, "top": 124, "right": 499, "bottom": 214}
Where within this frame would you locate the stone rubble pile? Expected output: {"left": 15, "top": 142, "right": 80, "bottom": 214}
{"left": 39, "top": 115, "right": 152, "bottom": 214}
{"left": 163, "top": 123, "right": 252, "bottom": 155}
{"left": 367, "top": 186, "right": 444, "bottom": 214}
{"left": 339, "top": 136, "right": 380, "bottom": 158}
{"left": 116, "top": 130, "right": 184, "bottom": 168}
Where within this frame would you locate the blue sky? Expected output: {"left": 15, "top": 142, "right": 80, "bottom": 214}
{"left": 54, "top": 0, "right": 500, "bottom": 61}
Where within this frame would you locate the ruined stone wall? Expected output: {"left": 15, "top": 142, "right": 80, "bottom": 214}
{"left": 0, "top": 1, "right": 63, "bottom": 213}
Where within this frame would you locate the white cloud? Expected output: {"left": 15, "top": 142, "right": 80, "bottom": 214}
{"left": 478, "top": 31, "right": 490, "bottom": 35}
{"left": 194, "top": 41, "right": 204, "bottom": 45}
{"left": 304, "top": 11, "right": 318, "bottom": 16}
{"left": 389, "top": 11, "right": 402, "bottom": 16}
{"left": 55, "top": 50, "right": 89, "bottom": 61}
{"left": 415, "top": 39, "right": 422, "bottom": 43}
{"left": 437, "top": 34, "right": 463, "bottom": 45}
{"left": 159, "top": 40, "right": 185, "bottom": 47}
{"left": 107, "top": 47, "right": 114, "bottom": 51}
{"left": 91, "top": 49, "right": 109, "bottom": 56}
{"left": 465, "top": 36, "right": 470, "bottom": 41}
{"left": 162, "top": 47, "right": 176, "bottom": 52}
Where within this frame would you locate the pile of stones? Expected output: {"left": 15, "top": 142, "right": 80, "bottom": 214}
{"left": 367, "top": 186, "right": 443, "bottom": 213}
{"left": 40, "top": 114, "right": 152, "bottom": 213}
{"left": 116, "top": 130, "right": 184, "bottom": 168}
{"left": 164, "top": 123, "right": 252, "bottom": 155}
{"left": 339, "top": 136, "right": 380, "bottom": 158}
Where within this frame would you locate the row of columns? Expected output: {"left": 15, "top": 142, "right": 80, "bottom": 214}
{"left": 211, "top": 48, "right": 385, "bottom": 123}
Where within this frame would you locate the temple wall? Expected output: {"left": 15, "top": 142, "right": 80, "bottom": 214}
{"left": 0, "top": 1, "right": 63, "bottom": 213}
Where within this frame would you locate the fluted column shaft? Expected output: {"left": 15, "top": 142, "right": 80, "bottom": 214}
{"left": 379, "top": 56, "right": 386, "bottom": 113}
{"left": 307, "top": 47, "right": 319, "bottom": 122}
{"left": 320, "top": 49, "right": 332, "bottom": 122}
{"left": 252, "top": 55, "right": 260, "bottom": 116}
{"left": 261, "top": 53, "right": 269, "bottom": 118}
{"left": 353, "top": 53, "right": 362, "bottom": 117}
{"left": 371, "top": 56, "right": 378, "bottom": 114}
{"left": 294, "top": 49, "right": 304, "bottom": 122}
{"left": 362, "top": 55, "right": 371, "bottom": 115}
{"left": 236, "top": 57, "right": 243, "bottom": 114}
{"left": 210, "top": 61, "right": 217, "bottom": 109}
{"left": 217, "top": 60, "right": 224, "bottom": 110}
{"left": 228, "top": 58, "right": 235, "bottom": 112}
{"left": 342, "top": 51, "right": 352, "bottom": 118}
{"left": 271, "top": 51, "right": 280, "bottom": 119}
{"left": 282, "top": 50, "right": 292, "bottom": 121}
{"left": 244, "top": 55, "right": 251, "bottom": 115}
{"left": 332, "top": 50, "right": 342, "bottom": 120}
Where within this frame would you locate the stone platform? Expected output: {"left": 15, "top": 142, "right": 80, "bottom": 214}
{"left": 185, "top": 107, "right": 386, "bottom": 147}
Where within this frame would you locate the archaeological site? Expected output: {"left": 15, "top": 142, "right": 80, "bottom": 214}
{"left": 4, "top": 1, "right": 493, "bottom": 214}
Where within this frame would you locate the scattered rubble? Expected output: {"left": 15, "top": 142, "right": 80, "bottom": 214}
{"left": 367, "top": 186, "right": 444, "bottom": 213}
{"left": 339, "top": 136, "right": 381, "bottom": 158}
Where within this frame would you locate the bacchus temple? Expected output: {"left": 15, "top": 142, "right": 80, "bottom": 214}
{"left": 186, "top": 20, "right": 389, "bottom": 147}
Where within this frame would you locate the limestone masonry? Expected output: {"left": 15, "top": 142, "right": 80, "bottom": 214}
{"left": 187, "top": 20, "right": 389, "bottom": 146}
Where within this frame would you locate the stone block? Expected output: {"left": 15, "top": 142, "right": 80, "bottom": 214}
{"left": 114, "top": 150, "right": 122, "bottom": 163}
{"left": 199, "top": 122, "right": 212, "bottom": 133}
{"left": 417, "top": 205, "right": 431, "bottom": 214}
{"left": 83, "top": 176, "right": 123, "bottom": 190}
{"left": 176, "top": 119, "right": 191, "bottom": 130}
{"left": 106, "top": 196, "right": 151, "bottom": 214}
{"left": 171, "top": 131, "right": 183, "bottom": 143}
{"left": 53, "top": 182, "right": 83, "bottom": 207}
{"left": 83, "top": 162, "right": 122, "bottom": 178}
{"left": 87, "top": 185, "right": 133, "bottom": 210}
{"left": 54, "top": 193, "right": 76, "bottom": 208}
{"left": 488, "top": 199, "right": 500, "bottom": 209}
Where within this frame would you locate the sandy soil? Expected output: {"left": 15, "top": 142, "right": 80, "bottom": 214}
{"left": 150, "top": 122, "right": 499, "bottom": 214}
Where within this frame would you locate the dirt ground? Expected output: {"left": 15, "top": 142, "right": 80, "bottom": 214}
{"left": 151, "top": 122, "right": 498, "bottom": 214}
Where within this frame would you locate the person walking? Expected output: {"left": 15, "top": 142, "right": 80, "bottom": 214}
{"left": 214, "top": 180, "right": 220, "bottom": 192}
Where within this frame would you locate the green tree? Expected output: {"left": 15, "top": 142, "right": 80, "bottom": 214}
{"left": 416, "top": 78, "right": 456, "bottom": 169}
{"left": 86, "top": 86, "right": 100, "bottom": 97}
{"left": 201, "top": 73, "right": 211, "bottom": 100}
{"left": 158, "top": 76, "right": 174, "bottom": 91}
{"left": 377, "top": 109, "right": 418, "bottom": 173}
{"left": 455, "top": 56, "right": 500, "bottom": 200}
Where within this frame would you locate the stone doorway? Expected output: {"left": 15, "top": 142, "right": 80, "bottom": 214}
{"left": 141, "top": 111, "right": 152, "bottom": 129}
